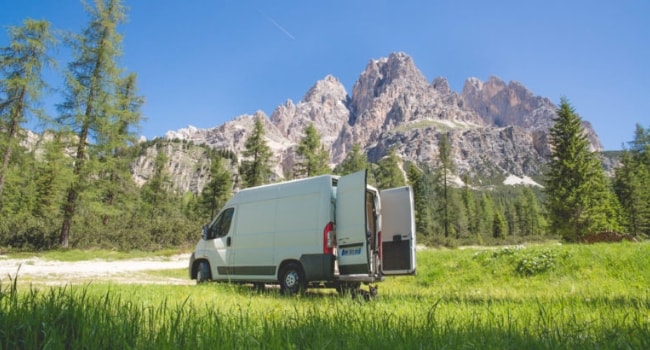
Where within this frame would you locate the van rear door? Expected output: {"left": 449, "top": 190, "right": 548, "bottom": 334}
{"left": 380, "top": 186, "right": 416, "bottom": 275}
{"left": 335, "top": 170, "right": 370, "bottom": 275}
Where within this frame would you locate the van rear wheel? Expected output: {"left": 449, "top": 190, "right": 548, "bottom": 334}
{"left": 279, "top": 262, "right": 305, "bottom": 295}
{"left": 196, "top": 261, "right": 212, "bottom": 284}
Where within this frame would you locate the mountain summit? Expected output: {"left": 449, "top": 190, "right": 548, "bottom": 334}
{"left": 147, "top": 52, "right": 602, "bottom": 192}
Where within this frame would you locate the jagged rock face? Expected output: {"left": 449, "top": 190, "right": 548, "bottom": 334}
{"left": 132, "top": 142, "right": 214, "bottom": 194}
{"left": 368, "top": 125, "right": 546, "bottom": 178}
{"left": 130, "top": 52, "right": 608, "bottom": 193}
{"left": 347, "top": 52, "right": 485, "bottom": 152}
{"left": 270, "top": 75, "right": 351, "bottom": 162}
{"left": 460, "top": 76, "right": 602, "bottom": 152}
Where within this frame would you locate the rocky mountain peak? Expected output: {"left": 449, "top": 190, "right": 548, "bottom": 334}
{"left": 461, "top": 75, "right": 553, "bottom": 128}
{"left": 270, "top": 75, "right": 350, "bottom": 156}
{"left": 302, "top": 74, "right": 347, "bottom": 104}
{"left": 460, "top": 75, "right": 602, "bottom": 152}
{"left": 133, "top": 52, "right": 607, "bottom": 193}
{"left": 432, "top": 76, "right": 452, "bottom": 95}
{"left": 350, "top": 52, "right": 429, "bottom": 120}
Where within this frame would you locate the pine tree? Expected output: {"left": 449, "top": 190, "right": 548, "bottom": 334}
{"left": 96, "top": 73, "right": 143, "bottom": 225}
{"left": 614, "top": 125, "right": 650, "bottom": 237}
{"left": 477, "top": 192, "right": 495, "bottom": 238}
{"left": 57, "top": 0, "right": 131, "bottom": 247}
{"left": 435, "top": 133, "right": 455, "bottom": 238}
{"left": 200, "top": 156, "right": 232, "bottom": 220}
{"left": 240, "top": 117, "right": 272, "bottom": 187}
{"left": 334, "top": 143, "right": 368, "bottom": 175}
{"left": 0, "top": 19, "right": 55, "bottom": 205}
{"left": 141, "top": 149, "right": 171, "bottom": 220}
{"left": 33, "top": 133, "right": 72, "bottom": 219}
{"left": 521, "top": 187, "right": 546, "bottom": 236}
{"left": 294, "top": 123, "right": 330, "bottom": 178}
{"left": 461, "top": 175, "right": 478, "bottom": 237}
{"left": 406, "top": 162, "right": 434, "bottom": 236}
{"left": 545, "top": 98, "right": 621, "bottom": 241}
{"left": 375, "top": 147, "right": 405, "bottom": 189}
{"left": 492, "top": 210, "right": 507, "bottom": 239}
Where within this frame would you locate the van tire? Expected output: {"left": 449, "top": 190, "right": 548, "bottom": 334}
{"left": 197, "top": 261, "right": 212, "bottom": 284}
{"left": 279, "top": 262, "right": 305, "bottom": 295}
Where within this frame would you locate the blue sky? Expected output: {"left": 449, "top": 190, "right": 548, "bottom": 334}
{"left": 2, "top": 0, "right": 648, "bottom": 150}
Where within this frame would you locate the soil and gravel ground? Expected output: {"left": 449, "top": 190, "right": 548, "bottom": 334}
{"left": 0, "top": 253, "right": 193, "bottom": 286}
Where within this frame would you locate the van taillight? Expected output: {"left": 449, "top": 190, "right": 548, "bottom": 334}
{"left": 323, "top": 222, "right": 334, "bottom": 254}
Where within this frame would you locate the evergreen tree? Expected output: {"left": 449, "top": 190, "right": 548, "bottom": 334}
{"left": 492, "top": 210, "right": 507, "bottom": 239}
{"left": 334, "top": 143, "right": 368, "bottom": 175}
{"left": 375, "top": 147, "right": 405, "bottom": 189}
{"left": 461, "top": 175, "right": 478, "bottom": 237}
{"left": 614, "top": 125, "right": 650, "bottom": 237}
{"left": 629, "top": 124, "right": 650, "bottom": 156}
{"left": 435, "top": 133, "right": 455, "bottom": 238}
{"left": 57, "top": 0, "right": 130, "bottom": 247}
{"left": 518, "top": 187, "right": 546, "bottom": 236}
{"left": 406, "top": 162, "right": 434, "bottom": 236}
{"left": 477, "top": 192, "right": 495, "bottom": 238}
{"left": 545, "top": 98, "right": 621, "bottom": 241}
{"left": 200, "top": 156, "right": 232, "bottom": 220}
{"left": 33, "top": 133, "right": 72, "bottom": 219}
{"left": 141, "top": 149, "right": 171, "bottom": 220}
{"left": 240, "top": 117, "right": 272, "bottom": 187}
{"left": 0, "top": 19, "right": 55, "bottom": 204}
{"left": 96, "top": 73, "right": 143, "bottom": 225}
{"left": 449, "top": 188, "right": 468, "bottom": 239}
{"left": 294, "top": 123, "right": 330, "bottom": 178}
{"left": 503, "top": 198, "right": 517, "bottom": 237}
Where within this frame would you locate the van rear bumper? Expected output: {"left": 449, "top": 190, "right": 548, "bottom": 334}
{"left": 336, "top": 274, "right": 385, "bottom": 283}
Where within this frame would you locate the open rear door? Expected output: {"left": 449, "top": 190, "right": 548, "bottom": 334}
{"left": 335, "top": 170, "right": 370, "bottom": 275}
{"left": 380, "top": 186, "right": 416, "bottom": 275}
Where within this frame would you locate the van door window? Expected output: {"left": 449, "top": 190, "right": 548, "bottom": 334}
{"left": 207, "top": 208, "right": 234, "bottom": 239}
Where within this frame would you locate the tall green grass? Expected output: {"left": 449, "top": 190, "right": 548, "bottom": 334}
{"left": 1, "top": 242, "right": 648, "bottom": 349}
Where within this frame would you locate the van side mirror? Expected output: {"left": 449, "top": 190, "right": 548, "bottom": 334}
{"left": 201, "top": 225, "right": 208, "bottom": 240}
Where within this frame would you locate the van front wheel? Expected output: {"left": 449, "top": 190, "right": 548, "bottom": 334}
{"left": 197, "top": 261, "right": 212, "bottom": 284}
{"left": 279, "top": 262, "right": 305, "bottom": 295}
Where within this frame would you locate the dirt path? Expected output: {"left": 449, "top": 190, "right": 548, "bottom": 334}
{"left": 0, "top": 254, "right": 192, "bottom": 286}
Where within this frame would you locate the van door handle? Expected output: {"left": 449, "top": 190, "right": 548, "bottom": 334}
{"left": 227, "top": 237, "right": 231, "bottom": 247}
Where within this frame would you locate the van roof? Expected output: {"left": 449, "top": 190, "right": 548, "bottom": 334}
{"left": 228, "top": 174, "right": 338, "bottom": 205}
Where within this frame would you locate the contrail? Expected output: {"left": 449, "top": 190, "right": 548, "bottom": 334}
{"left": 258, "top": 9, "right": 295, "bottom": 40}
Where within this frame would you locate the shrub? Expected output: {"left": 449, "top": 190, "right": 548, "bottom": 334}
{"left": 515, "top": 249, "right": 557, "bottom": 276}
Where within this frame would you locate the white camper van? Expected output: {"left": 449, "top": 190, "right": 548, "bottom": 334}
{"left": 189, "top": 170, "right": 415, "bottom": 295}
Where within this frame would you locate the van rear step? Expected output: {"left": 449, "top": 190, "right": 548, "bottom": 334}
{"left": 335, "top": 274, "right": 385, "bottom": 283}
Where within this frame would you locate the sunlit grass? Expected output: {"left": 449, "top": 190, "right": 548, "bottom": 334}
{"left": 1, "top": 241, "right": 648, "bottom": 349}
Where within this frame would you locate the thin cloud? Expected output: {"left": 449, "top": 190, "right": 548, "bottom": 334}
{"left": 258, "top": 9, "right": 295, "bottom": 40}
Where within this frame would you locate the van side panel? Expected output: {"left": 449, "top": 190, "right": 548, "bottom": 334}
{"left": 274, "top": 189, "right": 333, "bottom": 281}
{"left": 225, "top": 175, "right": 334, "bottom": 282}
{"left": 274, "top": 193, "right": 322, "bottom": 257}
{"left": 230, "top": 199, "right": 277, "bottom": 276}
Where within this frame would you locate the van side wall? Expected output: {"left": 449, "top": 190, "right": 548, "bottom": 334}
{"left": 221, "top": 175, "right": 336, "bottom": 282}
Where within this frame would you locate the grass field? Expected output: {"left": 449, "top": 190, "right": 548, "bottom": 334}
{"left": 1, "top": 242, "right": 648, "bottom": 349}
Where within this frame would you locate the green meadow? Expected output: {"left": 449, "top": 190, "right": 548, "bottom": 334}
{"left": 1, "top": 242, "right": 648, "bottom": 349}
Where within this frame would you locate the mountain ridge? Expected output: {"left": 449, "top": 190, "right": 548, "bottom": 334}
{"left": 152, "top": 52, "right": 604, "bottom": 193}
